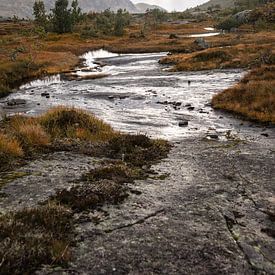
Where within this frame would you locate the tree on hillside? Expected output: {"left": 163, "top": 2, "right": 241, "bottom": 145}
{"left": 52, "top": 0, "right": 72, "bottom": 33}
{"left": 71, "top": 0, "right": 83, "bottom": 25}
{"left": 114, "top": 9, "right": 130, "bottom": 36}
{"left": 33, "top": 0, "right": 47, "bottom": 27}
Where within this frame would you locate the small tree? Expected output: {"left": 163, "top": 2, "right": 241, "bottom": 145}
{"left": 71, "top": 0, "right": 83, "bottom": 25}
{"left": 52, "top": 0, "right": 72, "bottom": 33}
{"left": 33, "top": 0, "right": 50, "bottom": 31}
{"left": 114, "top": 9, "right": 130, "bottom": 36}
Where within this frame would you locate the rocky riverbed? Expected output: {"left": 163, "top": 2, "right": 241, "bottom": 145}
{"left": 0, "top": 50, "right": 274, "bottom": 274}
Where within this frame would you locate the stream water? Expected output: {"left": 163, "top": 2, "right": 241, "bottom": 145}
{"left": 2, "top": 50, "right": 274, "bottom": 141}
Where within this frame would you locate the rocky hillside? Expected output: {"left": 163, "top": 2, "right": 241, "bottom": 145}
{"left": 0, "top": 0, "right": 138, "bottom": 18}
{"left": 192, "top": 0, "right": 235, "bottom": 10}
{"left": 135, "top": 3, "right": 167, "bottom": 13}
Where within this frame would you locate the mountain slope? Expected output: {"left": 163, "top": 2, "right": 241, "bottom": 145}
{"left": 135, "top": 3, "right": 167, "bottom": 13}
{"left": 0, "top": 0, "right": 138, "bottom": 18}
{"left": 192, "top": 0, "right": 235, "bottom": 10}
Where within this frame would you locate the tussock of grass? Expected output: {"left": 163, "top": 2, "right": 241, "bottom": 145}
{"left": 0, "top": 203, "right": 73, "bottom": 274}
{"left": 82, "top": 163, "right": 143, "bottom": 184}
{"left": 212, "top": 66, "right": 275, "bottom": 123}
{"left": 53, "top": 179, "right": 128, "bottom": 212}
{"left": 194, "top": 50, "right": 231, "bottom": 62}
{"left": 0, "top": 133, "right": 23, "bottom": 165}
{"left": 0, "top": 107, "right": 119, "bottom": 170}
{"left": 107, "top": 134, "right": 171, "bottom": 167}
{"left": 39, "top": 106, "right": 117, "bottom": 142}
{"left": 9, "top": 116, "right": 50, "bottom": 149}
{"left": 52, "top": 162, "right": 144, "bottom": 212}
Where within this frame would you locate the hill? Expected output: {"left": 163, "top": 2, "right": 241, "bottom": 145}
{"left": 0, "top": 0, "right": 138, "bottom": 19}
{"left": 135, "top": 3, "right": 167, "bottom": 13}
{"left": 192, "top": 0, "right": 235, "bottom": 10}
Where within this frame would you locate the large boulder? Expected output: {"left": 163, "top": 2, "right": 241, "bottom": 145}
{"left": 233, "top": 10, "right": 252, "bottom": 25}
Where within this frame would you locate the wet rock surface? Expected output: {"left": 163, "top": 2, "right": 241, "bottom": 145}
{"left": 33, "top": 135, "right": 275, "bottom": 274}
{"left": 0, "top": 152, "right": 100, "bottom": 213}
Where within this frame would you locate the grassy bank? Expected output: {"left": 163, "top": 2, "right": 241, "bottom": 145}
{"left": 212, "top": 66, "right": 275, "bottom": 123}
{"left": 0, "top": 106, "right": 170, "bottom": 171}
{"left": 0, "top": 106, "right": 170, "bottom": 273}
{"left": 0, "top": 20, "right": 215, "bottom": 97}
{"left": 160, "top": 31, "right": 275, "bottom": 124}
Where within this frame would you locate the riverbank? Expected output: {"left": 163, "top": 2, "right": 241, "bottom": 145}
{"left": 0, "top": 19, "right": 230, "bottom": 98}
{"left": 160, "top": 31, "right": 275, "bottom": 124}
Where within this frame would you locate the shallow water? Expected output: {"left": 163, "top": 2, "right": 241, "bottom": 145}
{"left": 2, "top": 50, "right": 274, "bottom": 141}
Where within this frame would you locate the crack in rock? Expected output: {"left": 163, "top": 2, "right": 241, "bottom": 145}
{"left": 104, "top": 209, "right": 165, "bottom": 233}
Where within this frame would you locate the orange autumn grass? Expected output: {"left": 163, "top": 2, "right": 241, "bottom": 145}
{"left": 0, "top": 107, "right": 118, "bottom": 169}
{"left": 212, "top": 66, "right": 275, "bottom": 124}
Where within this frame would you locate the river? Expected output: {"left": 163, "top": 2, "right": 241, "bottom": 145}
{"left": 2, "top": 49, "right": 274, "bottom": 141}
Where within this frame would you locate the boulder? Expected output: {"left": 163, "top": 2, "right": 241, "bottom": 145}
{"left": 179, "top": 120, "right": 188, "bottom": 127}
{"left": 194, "top": 38, "right": 209, "bottom": 49}
{"left": 233, "top": 10, "right": 252, "bottom": 25}
{"left": 6, "top": 99, "right": 26, "bottom": 106}
{"left": 169, "top": 33, "right": 179, "bottom": 39}
{"left": 41, "top": 92, "right": 50, "bottom": 97}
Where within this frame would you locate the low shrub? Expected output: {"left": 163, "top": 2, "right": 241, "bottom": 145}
{"left": 0, "top": 203, "right": 73, "bottom": 274}
{"left": 107, "top": 134, "right": 170, "bottom": 166}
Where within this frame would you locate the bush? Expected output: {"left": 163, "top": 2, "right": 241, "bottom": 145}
{"left": 216, "top": 17, "right": 241, "bottom": 30}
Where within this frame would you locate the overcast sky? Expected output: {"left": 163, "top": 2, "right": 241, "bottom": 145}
{"left": 132, "top": 0, "right": 209, "bottom": 11}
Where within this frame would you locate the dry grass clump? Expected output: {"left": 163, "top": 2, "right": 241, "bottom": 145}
{"left": 0, "top": 203, "right": 73, "bottom": 274}
{"left": 52, "top": 162, "right": 144, "bottom": 212}
{"left": 82, "top": 163, "right": 143, "bottom": 184}
{"left": 39, "top": 106, "right": 117, "bottom": 142}
{"left": 8, "top": 116, "right": 50, "bottom": 149}
{"left": 0, "top": 133, "right": 23, "bottom": 165}
{"left": 212, "top": 66, "right": 275, "bottom": 123}
{"left": 53, "top": 179, "right": 128, "bottom": 212}
{"left": 107, "top": 134, "right": 171, "bottom": 167}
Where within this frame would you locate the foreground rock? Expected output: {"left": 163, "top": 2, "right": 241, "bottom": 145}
{"left": 35, "top": 134, "right": 275, "bottom": 274}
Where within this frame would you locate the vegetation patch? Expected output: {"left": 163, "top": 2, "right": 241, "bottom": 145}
{"left": 212, "top": 66, "right": 275, "bottom": 123}
{"left": 82, "top": 162, "right": 144, "bottom": 184}
{"left": 0, "top": 203, "right": 74, "bottom": 274}
{"left": 39, "top": 106, "right": 117, "bottom": 142}
{"left": 106, "top": 134, "right": 171, "bottom": 167}
{"left": 52, "top": 180, "right": 128, "bottom": 212}
{"left": 0, "top": 133, "right": 24, "bottom": 168}
{"left": 193, "top": 50, "right": 231, "bottom": 62}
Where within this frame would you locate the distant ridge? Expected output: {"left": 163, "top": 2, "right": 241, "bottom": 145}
{"left": 0, "top": 0, "right": 139, "bottom": 19}
{"left": 191, "top": 0, "right": 235, "bottom": 11}
{"left": 135, "top": 3, "right": 167, "bottom": 13}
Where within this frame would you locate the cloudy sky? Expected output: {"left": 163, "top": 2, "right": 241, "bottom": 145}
{"left": 132, "top": 0, "right": 209, "bottom": 11}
